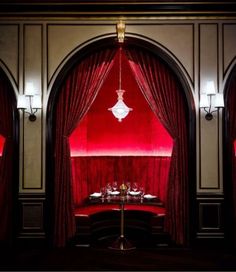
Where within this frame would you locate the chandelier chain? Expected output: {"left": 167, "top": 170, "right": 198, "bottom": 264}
{"left": 119, "top": 46, "right": 122, "bottom": 90}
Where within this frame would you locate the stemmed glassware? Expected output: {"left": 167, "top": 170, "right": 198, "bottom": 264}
{"left": 139, "top": 186, "right": 145, "bottom": 202}
{"left": 100, "top": 187, "right": 106, "bottom": 202}
{"left": 132, "top": 182, "right": 138, "bottom": 192}
{"left": 106, "top": 183, "right": 112, "bottom": 197}
{"left": 125, "top": 182, "right": 131, "bottom": 194}
{"left": 112, "top": 181, "right": 118, "bottom": 192}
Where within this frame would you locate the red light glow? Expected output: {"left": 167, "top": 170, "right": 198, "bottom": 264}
{"left": 0, "top": 134, "right": 5, "bottom": 156}
{"left": 69, "top": 52, "right": 173, "bottom": 157}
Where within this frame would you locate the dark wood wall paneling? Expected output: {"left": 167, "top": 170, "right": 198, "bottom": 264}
{"left": 196, "top": 195, "right": 224, "bottom": 247}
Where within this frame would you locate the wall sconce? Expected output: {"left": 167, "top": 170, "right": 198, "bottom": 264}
{"left": 17, "top": 82, "right": 42, "bottom": 122}
{"left": 199, "top": 81, "right": 224, "bottom": 121}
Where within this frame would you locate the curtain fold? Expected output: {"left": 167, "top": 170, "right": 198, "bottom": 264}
{"left": 226, "top": 74, "right": 236, "bottom": 246}
{"left": 53, "top": 48, "right": 116, "bottom": 247}
{"left": 0, "top": 72, "right": 15, "bottom": 242}
{"left": 125, "top": 47, "right": 189, "bottom": 245}
{"left": 71, "top": 156, "right": 171, "bottom": 206}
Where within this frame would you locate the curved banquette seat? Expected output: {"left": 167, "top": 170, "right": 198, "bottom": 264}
{"left": 74, "top": 204, "right": 165, "bottom": 216}
{"left": 74, "top": 204, "right": 167, "bottom": 247}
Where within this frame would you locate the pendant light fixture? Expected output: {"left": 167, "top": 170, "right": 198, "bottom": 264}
{"left": 108, "top": 44, "right": 132, "bottom": 122}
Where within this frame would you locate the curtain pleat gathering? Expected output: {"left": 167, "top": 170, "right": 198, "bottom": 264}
{"left": 125, "top": 47, "right": 189, "bottom": 245}
{"left": 0, "top": 73, "right": 14, "bottom": 242}
{"left": 226, "top": 74, "right": 236, "bottom": 246}
{"left": 53, "top": 48, "right": 116, "bottom": 247}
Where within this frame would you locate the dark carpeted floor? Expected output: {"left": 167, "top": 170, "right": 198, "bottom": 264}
{"left": 1, "top": 245, "right": 236, "bottom": 271}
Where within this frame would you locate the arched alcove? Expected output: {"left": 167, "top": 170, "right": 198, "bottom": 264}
{"left": 46, "top": 36, "right": 196, "bottom": 247}
{"left": 224, "top": 64, "right": 236, "bottom": 249}
{"left": 0, "top": 134, "right": 6, "bottom": 156}
{"left": 0, "top": 66, "right": 19, "bottom": 245}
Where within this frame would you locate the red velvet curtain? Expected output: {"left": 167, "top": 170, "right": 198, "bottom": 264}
{"left": 0, "top": 72, "right": 15, "bottom": 242}
{"left": 226, "top": 73, "right": 236, "bottom": 246}
{"left": 53, "top": 48, "right": 115, "bottom": 247}
{"left": 71, "top": 156, "right": 171, "bottom": 206}
{"left": 125, "top": 47, "right": 189, "bottom": 245}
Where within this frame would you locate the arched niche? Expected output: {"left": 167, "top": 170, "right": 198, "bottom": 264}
{"left": 223, "top": 63, "right": 236, "bottom": 249}
{"left": 46, "top": 36, "right": 196, "bottom": 247}
{"left": 0, "top": 65, "right": 19, "bottom": 244}
{"left": 0, "top": 134, "right": 6, "bottom": 156}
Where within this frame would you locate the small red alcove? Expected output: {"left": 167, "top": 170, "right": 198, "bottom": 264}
{"left": 234, "top": 139, "right": 236, "bottom": 156}
{"left": 0, "top": 134, "right": 5, "bottom": 156}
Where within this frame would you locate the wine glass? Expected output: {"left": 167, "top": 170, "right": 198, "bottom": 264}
{"left": 112, "top": 181, "right": 118, "bottom": 192}
{"left": 106, "top": 183, "right": 112, "bottom": 196}
{"left": 100, "top": 187, "right": 106, "bottom": 202}
{"left": 125, "top": 181, "right": 131, "bottom": 193}
{"left": 139, "top": 186, "right": 145, "bottom": 202}
{"left": 132, "top": 182, "right": 138, "bottom": 192}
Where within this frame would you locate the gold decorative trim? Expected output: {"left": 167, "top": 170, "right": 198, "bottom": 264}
{"left": 116, "top": 20, "right": 125, "bottom": 43}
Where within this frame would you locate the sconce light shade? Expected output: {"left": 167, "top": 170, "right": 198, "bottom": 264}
{"left": 214, "top": 93, "right": 224, "bottom": 108}
{"left": 17, "top": 94, "right": 28, "bottom": 109}
{"left": 31, "top": 95, "right": 42, "bottom": 109}
{"left": 199, "top": 94, "right": 210, "bottom": 108}
{"left": 205, "top": 81, "right": 216, "bottom": 95}
{"left": 25, "top": 82, "right": 36, "bottom": 96}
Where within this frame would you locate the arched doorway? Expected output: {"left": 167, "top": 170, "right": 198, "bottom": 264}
{"left": 46, "top": 36, "right": 196, "bottom": 247}
{"left": 0, "top": 66, "right": 19, "bottom": 245}
{"left": 224, "top": 64, "right": 236, "bottom": 249}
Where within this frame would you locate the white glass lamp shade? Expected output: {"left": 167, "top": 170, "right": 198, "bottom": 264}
{"left": 109, "top": 99, "right": 132, "bottom": 122}
{"left": 214, "top": 93, "right": 224, "bottom": 108}
{"left": 31, "top": 94, "right": 42, "bottom": 109}
{"left": 199, "top": 94, "right": 210, "bottom": 108}
{"left": 205, "top": 81, "right": 216, "bottom": 95}
{"left": 25, "top": 82, "right": 36, "bottom": 96}
{"left": 17, "top": 95, "right": 28, "bottom": 109}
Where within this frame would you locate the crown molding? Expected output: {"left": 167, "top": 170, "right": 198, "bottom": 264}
{"left": 0, "top": 1, "right": 236, "bottom": 18}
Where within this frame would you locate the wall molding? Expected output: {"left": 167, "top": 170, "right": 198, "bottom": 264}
{"left": 0, "top": 2, "right": 236, "bottom": 19}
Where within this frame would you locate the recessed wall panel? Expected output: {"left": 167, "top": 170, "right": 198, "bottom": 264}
{"left": 199, "top": 24, "right": 219, "bottom": 190}
{"left": 127, "top": 24, "right": 194, "bottom": 83}
{"left": 223, "top": 24, "right": 236, "bottom": 75}
{"left": 47, "top": 24, "right": 113, "bottom": 84}
{"left": 22, "top": 24, "right": 42, "bottom": 190}
{"left": 0, "top": 25, "right": 19, "bottom": 84}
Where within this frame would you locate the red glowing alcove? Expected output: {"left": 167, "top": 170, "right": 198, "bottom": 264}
{"left": 69, "top": 51, "right": 173, "bottom": 156}
{"left": 234, "top": 139, "right": 236, "bottom": 156}
{"left": 0, "top": 134, "right": 5, "bottom": 156}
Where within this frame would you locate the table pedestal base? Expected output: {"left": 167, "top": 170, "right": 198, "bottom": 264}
{"left": 109, "top": 235, "right": 136, "bottom": 251}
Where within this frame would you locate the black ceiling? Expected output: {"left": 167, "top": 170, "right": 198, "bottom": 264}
{"left": 0, "top": 1, "right": 236, "bottom": 17}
